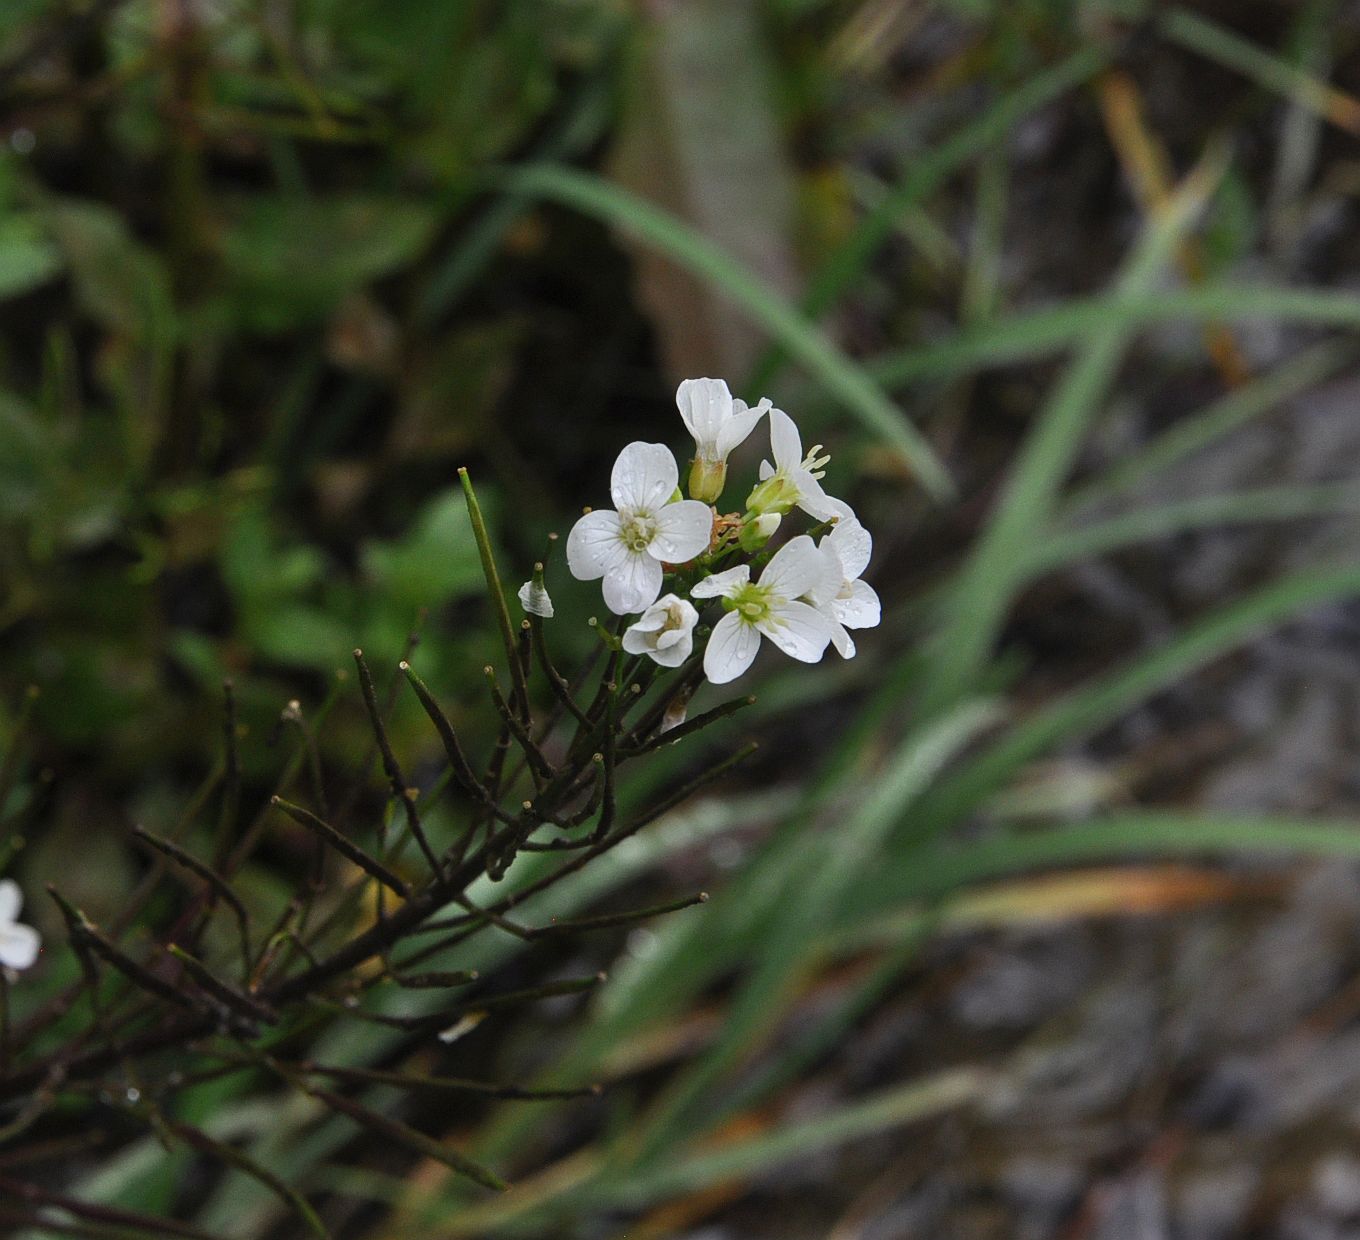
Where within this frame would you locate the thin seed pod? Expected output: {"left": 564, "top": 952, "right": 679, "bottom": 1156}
{"left": 308, "top": 1085, "right": 509, "bottom": 1192}
{"left": 386, "top": 969, "right": 479, "bottom": 989}
{"left": 166, "top": 946, "right": 278, "bottom": 1026}
{"left": 353, "top": 650, "right": 442, "bottom": 877}
{"left": 483, "top": 666, "right": 554, "bottom": 782}
{"left": 622, "top": 694, "right": 757, "bottom": 755}
{"left": 459, "top": 466, "right": 530, "bottom": 721}
{"left": 298, "top": 1061, "right": 601, "bottom": 1102}
{"left": 625, "top": 657, "right": 705, "bottom": 742}
{"left": 212, "top": 680, "right": 241, "bottom": 869}
{"left": 509, "top": 744, "right": 757, "bottom": 912}
{"left": 131, "top": 829, "right": 252, "bottom": 976}
{"left": 398, "top": 661, "right": 486, "bottom": 799}
{"left": 516, "top": 619, "right": 533, "bottom": 692}
{"left": 162, "top": 1120, "right": 330, "bottom": 1238}
{"left": 527, "top": 892, "right": 709, "bottom": 937}
{"left": 279, "top": 698, "right": 328, "bottom": 818}
{"left": 0, "top": 1176, "right": 221, "bottom": 1240}
{"left": 449, "top": 893, "right": 533, "bottom": 941}
{"left": 589, "top": 685, "right": 618, "bottom": 844}
{"left": 223, "top": 667, "right": 349, "bottom": 881}
{"left": 450, "top": 973, "right": 604, "bottom": 1014}
{"left": 530, "top": 615, "right": 591, "bottom": 726}
{"left": 46, "top": 887, "right": 204, "bottom": 1019}
{"left": 270, "top": 797, "right": 409, "bottom": 898}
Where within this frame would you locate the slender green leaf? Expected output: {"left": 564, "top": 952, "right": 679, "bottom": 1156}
{"left": 627, "top": 699, "right": 998, "bottom": 1164}
{"left": 1032, "top": 481, "right": 1360, "bottom": 578}
{"left": 871, "top": 286, "right": 1360, "bottom": 389}
{"left": 1159, "top": 7, "right": 1360, "bottom": 131}
{"left": 916, "top": 156, "right": 1223, "bottom": 717}
{"left": 1062, "top": 341, "right": 1353, "bottom": 515}
{"left": 906, "top": 560, "right": 1360, "bottom": 848}
{"left": 497, "top": 163, "right": 953, "bottom": 499}
{"left": 752, "top": 42, "right": 1111, "bottom": 390}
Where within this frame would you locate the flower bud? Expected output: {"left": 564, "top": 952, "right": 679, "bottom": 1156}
{"left": 687, "top": 457, "right": 727, "bottom": 504}
{"left": 738, "top": 511, "right": 781, "bottom": 552}
{"left": 745, "top": 473, "right": 799, "bottom": 517}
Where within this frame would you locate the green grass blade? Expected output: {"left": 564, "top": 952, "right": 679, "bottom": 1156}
{"left": 1031, "top": 481, "right": 1360, "bottom": 578}
{"left": 599, "top": 1068, "right": 985, "bottom": 1211}
{"left": 909, "top": 561, "right": 1360, "bottom": 846}
{"left": 870, "top": 287, "right": 1360, "bottom": 388}
{"left": 903, "top": 812, "right": 1360, "bottom": 899}
{"left": 1061, "top": 341, "right": 1353, "bottom": 515}
{"left": 1159, "top": 7, "right": 1360, "bottom": 132}
{"left": 498, "top": 163, "right": 954, "bottom": 499}
{"left": 915, "top": 156, "right": 1223, "bottom": 718}
{"left": 749, "top": 43, "right": 1111, "bottom": 390}
{"left": 625, "top": 698, "right": 998, "bottom": 1166}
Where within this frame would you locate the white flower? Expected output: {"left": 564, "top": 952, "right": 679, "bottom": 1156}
{"left": 676, "top": 378, "right": 769, "bottom": 503}
{"left": 517, "top": 578, "right": 554, "bottom": 618}
{"left": 745, "top": 407, "right": 846, "bottom": 522}
{"left": 567, "top": 443, "right": 713, "bottom": 615}
{"left": 804, "top": 515, "right": 881, "bottom": 658}
{"left": 622, "top": 594, "right": 699, "bottom": 668}
{"left": 691, "top": 535, "right": 832, "bottom": 684}
{"left": 0, "top": 879, "right": 40, "bottom": 972}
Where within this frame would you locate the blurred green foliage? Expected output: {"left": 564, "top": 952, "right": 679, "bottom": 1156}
{"left": 7, "top": 0, "right": 1360, "bottom": 1236}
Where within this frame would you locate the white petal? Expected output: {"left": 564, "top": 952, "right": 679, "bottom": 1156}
{"left": 834, "top": 579, "right": 881, "bottom": 629}
{"left": 517, "top": 580, "right": 554, "bottom": 618}
{"left": 650, "top": 627, "right": 693, "bottom": 667}
{"left": 758, "top": 459, "right": 774, "bottom": 482}
{"left": 0, "top": 922, "right": 40, "bottom": 970}
{"left": 611, "top": 442, "right": 679, "bottom": 513}
{"left": 758, "top": 535, "right": 825, "bottom": 601}
{"left": 828, "top": 617, "right": 856, "bottom": 659}
{"left": 704, "top": 611, "right": 761, "bottom": 684}
{"left": 757, "top": 599, "right": 832, "bottom": 663}
{"left": 793, "top": 473, "right": 842, "bottom": 523}
{"left": 803, "top": 543, "right": 843, "bottom": 607}
{"left": 650, "top": 501, "right": 712, "bottom": 563}
{"left": 676, "top": 378, "right": 732, "bottom": 444}
{"left": 602, "top": 553, "right": 663, "bottom": 615}
{"left": 0, "top": 879, "right": 20, "bottom": 926}
{"left": 691, "top": 565, "right": 750, "bottom": 600}
{"left": 827, "top": 517, "right": 871, "bottom": 580}
{"left": 824, "top": 496, "right": 857, "bottom": 524}
{"left": 624, "top": 612, "right": 667, "bottom": 640}
{"left": 767, "top": 407, "right": 802, "bottom": 471}
{"left": 566, "top": 509, "right": 625, "bottom": 581}
{"left": 714, "top": 397, "right": 769, "bottom": 458}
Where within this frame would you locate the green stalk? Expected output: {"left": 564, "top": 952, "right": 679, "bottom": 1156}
{"left": 458, "top": 467, "right": 530, "bottom": 720}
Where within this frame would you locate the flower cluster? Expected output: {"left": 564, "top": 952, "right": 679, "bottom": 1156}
{"left": 544, "top": 378, "right": 880, "bottom": 685}
{"left": 0, "top": 878, "right": 40, "bottom": 974}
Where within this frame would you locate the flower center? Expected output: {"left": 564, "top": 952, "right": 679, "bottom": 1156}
{"left": 618, "top": 510, "right": 658, "bottom": 553}
{"left": 726, "top": 581, "right": 772, "bottom": 624}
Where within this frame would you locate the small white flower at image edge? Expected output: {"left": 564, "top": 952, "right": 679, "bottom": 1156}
{"left": 517, "top": 577, "right": 554, "bottom": 618}
{"left": 622, "top": 593, "right": 699, "bottom": 668}
{"left": 0, "top": 878, "right": 41, "bottom": 972}
{"left": 804, "top": 515, "right": 881, "bottom": 659}
{"left": 691, "top": 534, "right": 833, "bottom": 684}
{"left": 676, "top": 377, "right": 769, "bottom": 504}
{"left": 566, "top": 442, "right": 713, "bottom": 615}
